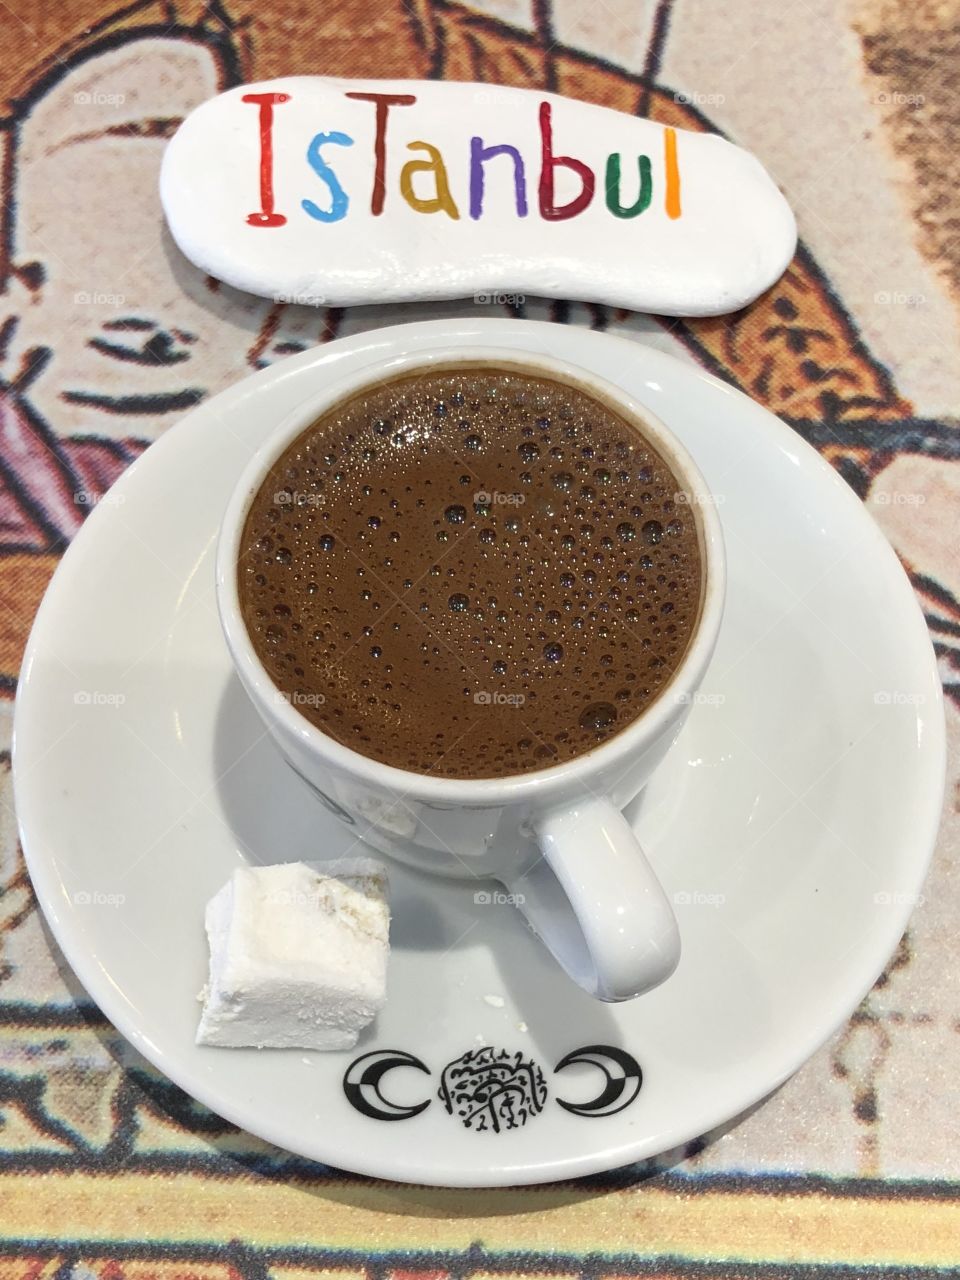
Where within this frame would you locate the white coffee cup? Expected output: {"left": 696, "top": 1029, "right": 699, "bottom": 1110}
{"left": 216, "top": 346, "right": 725, "bottom": 1001}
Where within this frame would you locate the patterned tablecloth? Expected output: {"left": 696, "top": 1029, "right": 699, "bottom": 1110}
{"left": 0, "top": 0, "right": 957, "bottom": 1271}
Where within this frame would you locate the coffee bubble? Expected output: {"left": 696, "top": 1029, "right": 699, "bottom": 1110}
{"left": 578, "top": 701, "right": 618, "bottom": 733}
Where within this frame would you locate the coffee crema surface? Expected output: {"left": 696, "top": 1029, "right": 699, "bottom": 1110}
{"left": 239, "top": 366, "right": 703, "bottom": 778}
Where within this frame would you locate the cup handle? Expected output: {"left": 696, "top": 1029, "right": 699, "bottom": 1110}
{"left": 507, "top": 798, "right": 681, "bottom": 1002}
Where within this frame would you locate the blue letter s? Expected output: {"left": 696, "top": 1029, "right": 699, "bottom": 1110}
{"left": 302, "top": 132, "right": 354, "bottom": 223}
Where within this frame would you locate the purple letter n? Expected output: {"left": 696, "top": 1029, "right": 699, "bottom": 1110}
{"left": 469, "top": 138, "right": 529, "bottom": 219}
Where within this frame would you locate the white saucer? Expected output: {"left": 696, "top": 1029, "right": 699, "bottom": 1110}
{"left": 14, "top": 319, "right": 944, "bottom": 1187}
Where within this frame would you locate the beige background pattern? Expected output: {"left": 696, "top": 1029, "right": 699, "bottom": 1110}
{"left": 0, "top": 0, "right": 957, "bottom": 1266}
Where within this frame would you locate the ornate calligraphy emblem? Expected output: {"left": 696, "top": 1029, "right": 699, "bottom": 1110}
{"left": 437, "top": 1046, "right": 548, "bottom": 1132}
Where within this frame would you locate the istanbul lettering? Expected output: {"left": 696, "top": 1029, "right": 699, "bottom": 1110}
{"left": 241, "top": 91, "right": 683, "bottom": 228}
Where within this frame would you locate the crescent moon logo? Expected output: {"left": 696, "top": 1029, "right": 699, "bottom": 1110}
{"left": 342, "top": 1050, "right": 432, "bottom": 1121}
{"left": 553, "top": 1044, "right": 643, "bottom": 1117}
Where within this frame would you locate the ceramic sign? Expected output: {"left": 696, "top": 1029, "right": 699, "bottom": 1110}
{"left": 160, "top": 77, "right": 797, "bottom": 316}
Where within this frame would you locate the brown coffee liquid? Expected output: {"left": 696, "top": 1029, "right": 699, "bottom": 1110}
{"left": 239, "top": 365, "right": 703, "bottom": 779}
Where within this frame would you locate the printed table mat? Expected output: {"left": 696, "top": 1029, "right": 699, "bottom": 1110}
{"left": 0, "top": 0, "right": 957, "bottom": 1273}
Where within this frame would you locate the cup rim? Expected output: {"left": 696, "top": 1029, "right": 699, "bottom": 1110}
{"left": 216, "top": 345, "right": 726, "bottom": 802}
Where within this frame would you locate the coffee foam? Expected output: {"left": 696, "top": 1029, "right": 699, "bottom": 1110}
{"left": 239, "top": 365, "right": 703, "bottom": 778}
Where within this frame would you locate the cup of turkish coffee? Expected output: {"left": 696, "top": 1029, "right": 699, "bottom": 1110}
{"left": 217, "top": 345, "right": 725, "bottom": 1001}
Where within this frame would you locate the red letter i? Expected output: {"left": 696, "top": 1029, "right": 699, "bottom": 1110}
{"left": 243, "top": 92, "right": 291, "bottom": 227}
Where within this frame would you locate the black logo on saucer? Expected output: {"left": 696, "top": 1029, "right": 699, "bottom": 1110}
{"left": 438, "top": 1046, "right": 547, "bottom": 1132}
{"left": 553, "top": 1044, "right": 643, "bottom": 1117}
{"left": 342, "top": 1043, "right": 643, "bottom": 1130}
{"left": 342, "top": 1050, "right": 431, "bottom": 1121}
